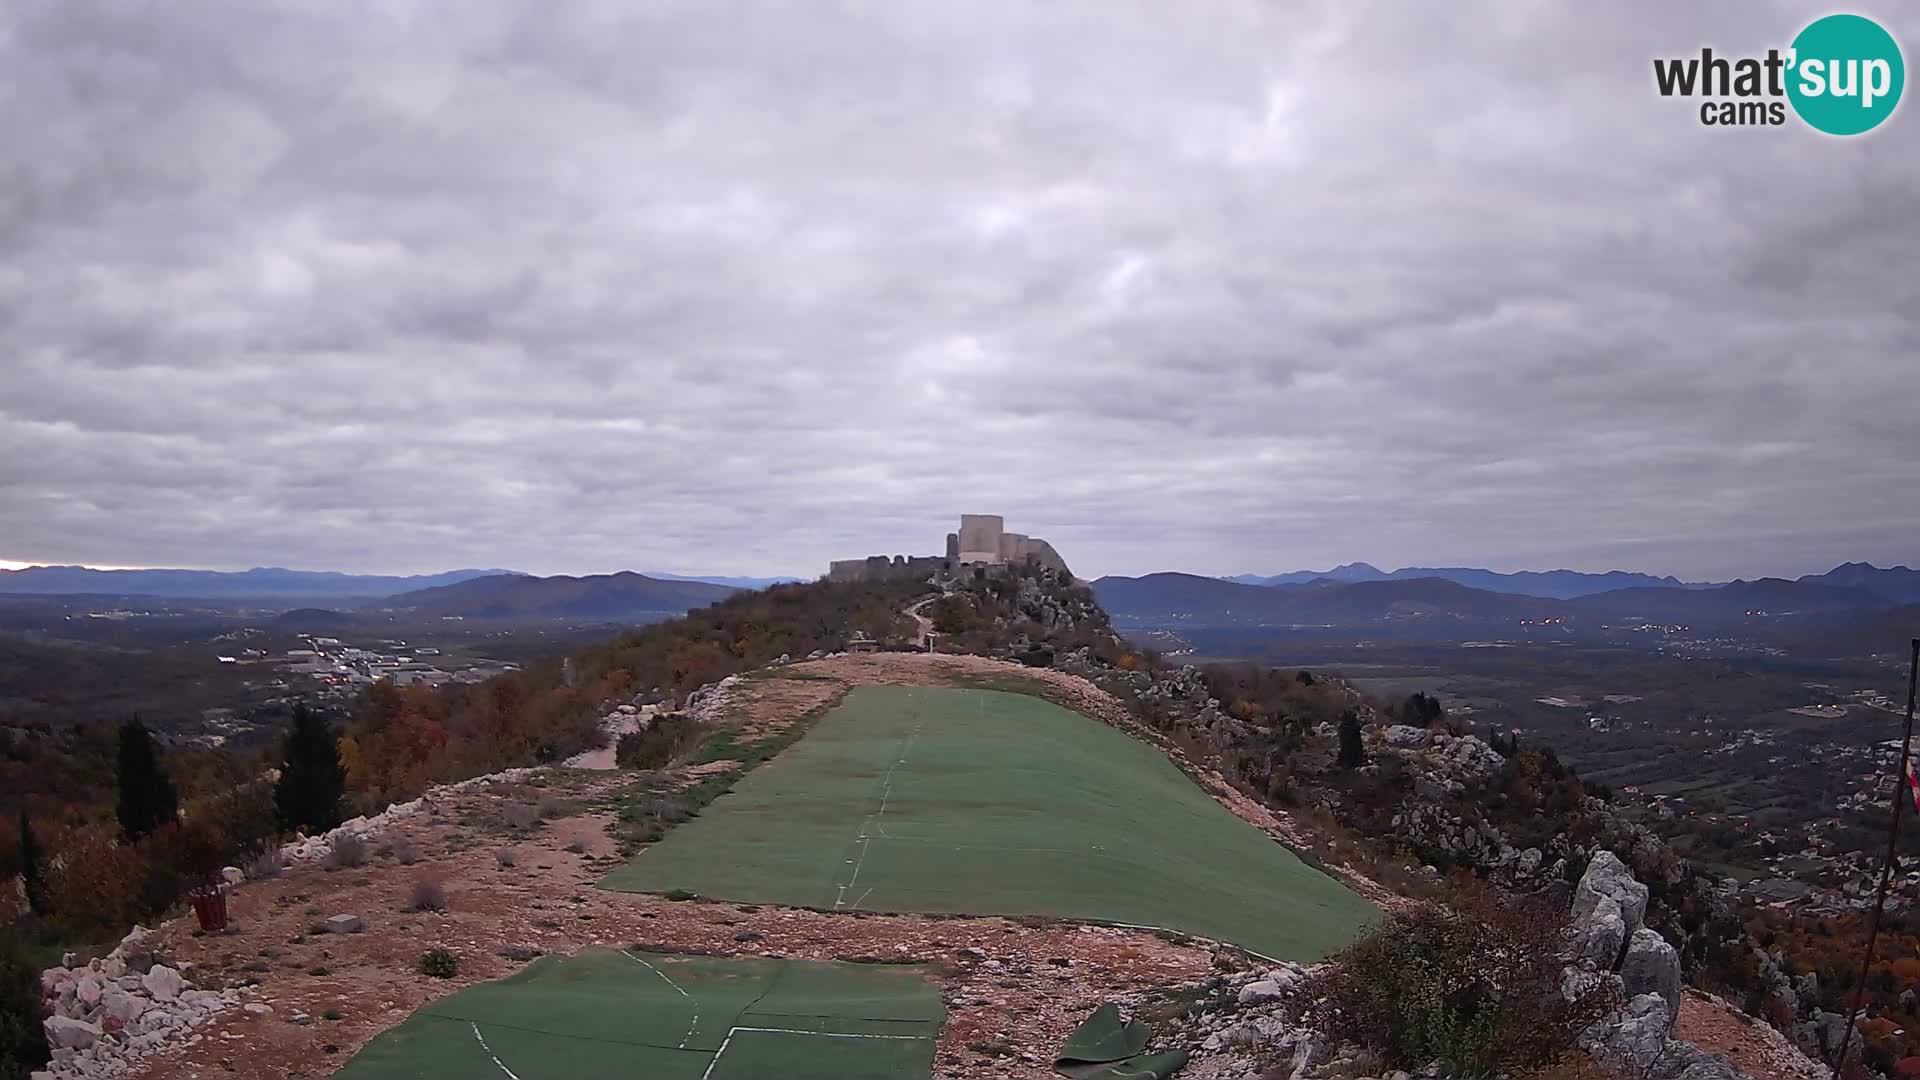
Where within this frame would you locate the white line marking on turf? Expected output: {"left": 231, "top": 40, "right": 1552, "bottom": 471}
{"left": 470, "top": 1022, "right": 523, "bottom": 1079}
{"left": 625, "top": 951, "right": 701, "bottom": 1048}
{"left": 835, "top": 704, "right": 928, "bottom": 908}
{"left": 700, "top": 1025, "right": 928, "bottom": 1080}
{"left": 730, "top": 1025, "right": 924, "bottom": 1039}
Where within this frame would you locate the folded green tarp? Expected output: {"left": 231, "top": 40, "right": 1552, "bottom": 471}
{"left": 1055, "top": 1003, "right": 1188, "bottom": 1080}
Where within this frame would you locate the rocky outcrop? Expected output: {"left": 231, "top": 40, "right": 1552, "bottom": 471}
{"left": 1621, "top": 927, "right": 1682, "bottom": 1021}
{"left": 1566, "top": 855, "right": 1749, "bottom": 1080}
{"left": 1575, "top": 894, "right": 1628, "bottom": 968}
{"left": 1574, "top": 851, "right": 1649, "bottom": 941}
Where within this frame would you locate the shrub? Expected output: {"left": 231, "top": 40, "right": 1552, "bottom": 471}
{"left": 1290, "top": 886, "right": 1617, "bottom": 1076}
{"left": 45, "top": 826, "right": 147, "bottom": 937}
{"left": 325, "top": 834, "right": 366, "bottom": 869}
{"left": 0, "top": 937, "right": 49, "bottom": 1078}
{"left": 390, "top": 836, "right": 420, "bottom": 865}
{"left": 501, "top": 803, "right": 538, "bottom": 832}
{"left": 138, "top": 818, "right": 230, "bottom": 912}
{"left": 245, "top": 849, "right": 284, "bottom": 881}
{"left": 409, "top": 878, "right": 448, "bottom": 912}
{"left": 495, "top": 848, "right": 516, "bottom": 869}
{"left": 419, "top": 947, "right": 458, "bottom": 978}
{"left": 614, "top": 714, "right": 701, "bottom": 770}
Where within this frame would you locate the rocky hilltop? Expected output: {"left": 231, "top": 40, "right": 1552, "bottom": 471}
{"left": 23, "top": 567, "right": 1842, "bottom": 1080}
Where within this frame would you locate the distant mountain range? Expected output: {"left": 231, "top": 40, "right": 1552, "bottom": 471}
{"left": 1225, "top": 563, "right": 1687, "bottom": 598}
{"left": 1098, "top": 562, "right": 1915, "bottom": 630}
{"left": 374, "top": 572, "right": 738, "bottom": 620}
{"left": 1798, "top": 562, "right": 1920, "bottom": 603}
{"left": 1224, "top": 561, "right": 1920, "bottom": 603}
{"left": 0, "top": 565, "right": 514, "bottom": 599}
{"left": 645, "top": 572, "right": 804, "bottom": 590}
{"left": 0, "top": 565, "right": 800, "bottom": 601}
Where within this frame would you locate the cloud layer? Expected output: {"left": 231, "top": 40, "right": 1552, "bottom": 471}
{"left": 3, "top": 1, "right": 1915, "bottom": 579}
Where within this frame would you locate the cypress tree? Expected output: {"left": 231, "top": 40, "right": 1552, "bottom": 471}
{"left": 274, "top": 702, "right": 346, "bottom": 835}
{"left": 116, "top": 718, "right": 178, "bottom": 841}
{"left": 16, "top": 813, "right": 44, "bottom": 917}
{"left": 1337, "top": 709, "right": 1366, "bottom": 769}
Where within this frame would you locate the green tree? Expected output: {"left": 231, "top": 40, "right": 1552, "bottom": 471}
{"left": 275, "top": 702, "right": 347, "bottom": 836}
{"left": 16, "top": 814, "right": 44, "bottom": 917}
{"left": 115, "top": 718, "right": 178, "bottom": 841}
{"left": 1338, "top": 709, "right": 1366, "bottom": 769}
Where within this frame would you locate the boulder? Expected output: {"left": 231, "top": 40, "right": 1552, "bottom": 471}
{"left": 44, "top": 1016, "right": 102, "bottom": 1051}
{"left": 1515, "top": 847, "right": 1543, "bottom": 876}
{"left": 1575, "top": 895, "right": 1628, "bottom": 969}
{"left": 1237, "top": 979, "right": 1286, "bottom": 1005}
{"left": 1620, "top": 928, "right": 1681, "bottom": 1026}
{"left": 1439, "top": 735, "right": 1507, "bottom": 783}
{"left": 221, "top": 866, "right": 245, "bottom": 886}
{"left": 141, "top": 964, "right": 185, "bottom": 1001}
{"left": 1591, "top": 992, "right": 1671, "bottom": 1073}
{"left": 1574, "top": 851, "right": 1648, "bottom": 941}
{"left": 325, "top": 914, "right": 365, "bottom": 934}
{"left": 100, "top": 990, "right": 146, "bottom": 1025}
{"left": 74, "top": 974, "right": 105, "bottom": 1007}
{"left": 1384, "top": 725, "right": 1433, "bottom": 749}
{"left": 1659, "top": 1048, "right": 1746, "bottom": 1080}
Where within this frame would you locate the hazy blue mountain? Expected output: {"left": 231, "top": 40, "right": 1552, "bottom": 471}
{"left": 1099, "top": 570, "right": 1892, "bottom": 628}
{"left": 0, "top": 565, "right": 519, "bottom": 599}
{"left": 645, "top": 572, "right": 803, "bottom": 589}
{"left": 1227, "top": 564, "right": 1685, "bottom": 598}
{"left": 376, "top": 572, "right": 737, "bottom": 619}
{"left": 1097, "top": 573, "right": 1549, "bottom": 624}
{"left": 1227, "top": 563, "right": 1388, "bottom": 587}
{"left": 1796, "top": 562, "right": 1920, "bottom": 603}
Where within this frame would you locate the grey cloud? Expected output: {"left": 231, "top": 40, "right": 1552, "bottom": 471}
{"left": 1, "top": 0, "right": 1915, "bottom": 580}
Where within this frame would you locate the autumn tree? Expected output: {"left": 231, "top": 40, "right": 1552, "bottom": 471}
{"left": 115, "top": 718, "right": 178, "bottom": 841}
{"left": 275, "top": 702, "right": 346, "bottom": 836}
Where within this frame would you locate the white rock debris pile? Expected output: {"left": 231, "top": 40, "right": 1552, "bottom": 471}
{"left": 36, "top": 925, "right": 251, "bottom": 1079}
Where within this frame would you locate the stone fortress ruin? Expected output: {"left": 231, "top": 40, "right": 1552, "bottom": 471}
{"left": 826, "top": 514, "right": 1070, "bottom": 583}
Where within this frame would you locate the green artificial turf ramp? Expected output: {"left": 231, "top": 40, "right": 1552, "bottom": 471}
{"left": 333, "top": 949, "right": 944, "bottom": 1079}
{"left": 602, "top": 685, "right": 1377, "bottom": 960}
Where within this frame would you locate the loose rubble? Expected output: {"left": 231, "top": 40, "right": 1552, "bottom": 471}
{"left": 37, "top": 925, "right": 251, "bottom": 1079}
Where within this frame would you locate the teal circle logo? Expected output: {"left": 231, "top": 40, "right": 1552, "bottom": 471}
{"left": 1787, "top": 14, "right": 1904, "bottom": 135}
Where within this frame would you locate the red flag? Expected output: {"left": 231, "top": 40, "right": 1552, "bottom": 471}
{"left": 1905, "top": 754, "right": 1920, "bottom": 815}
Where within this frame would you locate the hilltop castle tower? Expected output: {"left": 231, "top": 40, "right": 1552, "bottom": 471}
{"left": 828, "top": 514, "right": 1069, "bottom": 582}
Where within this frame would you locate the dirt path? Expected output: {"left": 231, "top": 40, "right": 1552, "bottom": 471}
{"left": 1676, "top": 989, "right": 1824, "bottom": 1080}
{"left": 905, "top": 593, "right": 940, "bottom": 649}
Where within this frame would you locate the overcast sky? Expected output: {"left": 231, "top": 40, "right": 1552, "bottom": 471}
{"left": 3, "top": 2, "right": 1915, "bottom": 581}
